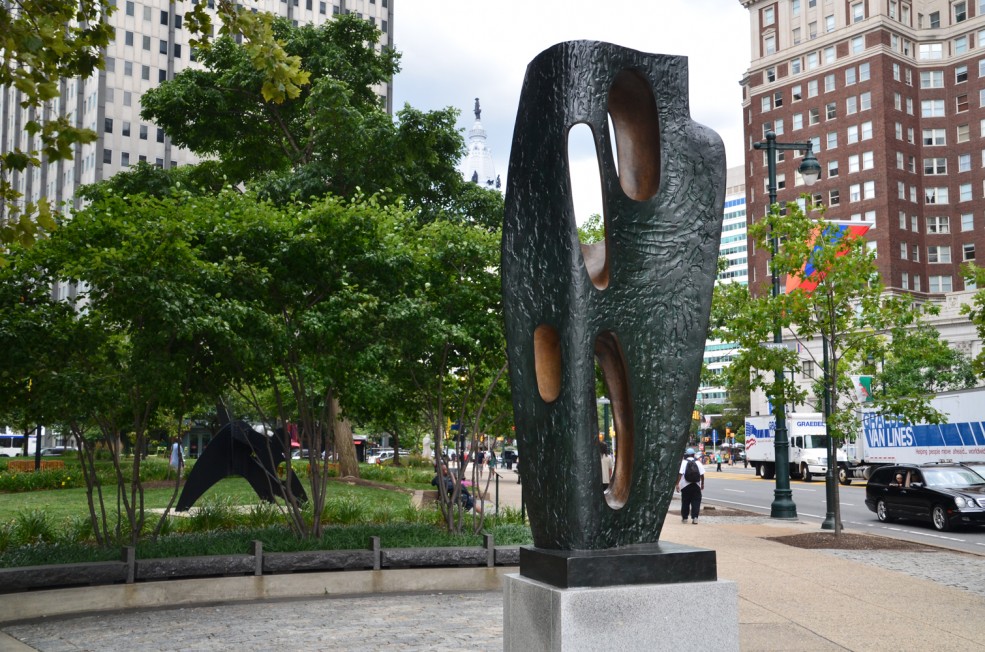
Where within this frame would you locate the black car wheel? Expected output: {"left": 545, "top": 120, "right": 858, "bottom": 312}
{"left": 801, "top": 465, "right": 813, "bottom": 482}
{"left": 931, "top": 504, "right": 951, "bottom": 532}
{"left": 876, "top": 499, "right": 893, "bottom": 523}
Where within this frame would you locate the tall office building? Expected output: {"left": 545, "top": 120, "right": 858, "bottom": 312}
{"left": 740, "top": 0, "right": 984, "bottom": 298}
{"left": 739, "top": 0, "right": 984, "bottom": 414}
{"left": 1, "top": 0, "right": 393, "bottom": 222}
{"left": 698, "top": 165, "right": 748, "bottom": 405}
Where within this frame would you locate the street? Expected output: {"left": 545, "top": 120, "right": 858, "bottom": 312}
{"left": 701, "top": 465, "right": 985, "bottom": 555}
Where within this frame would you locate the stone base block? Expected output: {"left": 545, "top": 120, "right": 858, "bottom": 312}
{"left": 503, "top": 573, "right": 738, "bottom": 652}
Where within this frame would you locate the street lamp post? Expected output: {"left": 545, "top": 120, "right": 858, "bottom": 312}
{"left": 752, "top": 131, "right": 821, "bottom": 520}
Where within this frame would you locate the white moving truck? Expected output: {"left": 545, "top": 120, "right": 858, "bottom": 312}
{"left": 744, "top": 412, "right": 848, "bottom": 482}
{"left": 843, "top": 387, "right": 985, "bottom": 480}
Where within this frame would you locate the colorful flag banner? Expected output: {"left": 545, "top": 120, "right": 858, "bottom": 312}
{"left": 785, "top": 221, "right": 871, "bottom": 294}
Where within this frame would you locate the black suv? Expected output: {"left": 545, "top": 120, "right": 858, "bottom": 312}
{"left": 865, "top": 463, "right": 985, "bottom": 531}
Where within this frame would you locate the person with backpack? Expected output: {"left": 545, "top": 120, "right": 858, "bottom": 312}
{"left": 676, "top": 448, "right": 705, "bottom": 524}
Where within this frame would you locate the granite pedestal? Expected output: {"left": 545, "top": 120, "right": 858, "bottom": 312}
{"left": 503, "top": 543, "right": 738, "bottom": 651}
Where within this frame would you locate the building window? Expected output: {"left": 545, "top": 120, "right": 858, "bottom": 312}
{"left": 929, "top": 276, "right": 953, "bottom": 292}
{"left": 923, "top": 128, "right": 946, "bottom": 145}
{"left": 896, "top": 152, "right": 905, "bottom": 169}
{"left": 824, "top": 47, "right": 836, "bottom": 65}
{"left": 809, "top": 107, "right": 820, "bottom": 125}
{"left": 826, "top": 102, "right": 837, "bottom": 119}
{"left": 924, "top": 157, "right": 947, "bottom": 175}
{"left": 927, "top": 216, "right": 950, "bottom": 233}
{"left": 827, "top": 132, "right": 838, "bottom": 149}
{"left": 808, "top": 79, "right": 818, "bottom": 97}
{"left": 957, "top": 124, "right": 970, "bottom": 142}
{"left": 860, "top": 92, "right": 871, "bottom": 111}
{"left": 792, "top": 27, "right": 801, "bottom": 45}
{"left": 850, "top": 184, "right": 862, "bottom": 201}
{"left": 807, "top": 52, "right": 819, "bottom": 70}
{"left": 901, "top": 242, "right": 908, "bottom": 259}
{"left": 793, "top": 113, "right": 803, "bottom": 130}
{"left": 160, "top": 40, "right": 168, "bottom": 55}
{"left": 921, "top": 70, "right": 944, "bottom": 88}
{"left": 125, "top": 30, "right": 134, "bottom": 46}
{"left": 802, "top": 360, "right": 814, "bottom": 378}
{"left": 861, "top": 121, "right": 873, "bottom": 140}
{"left": 955, "top": 36, "right": 968, "bottom": 54}
{"left": 926, "top": 187, "right": 949, "bottom": 204}
{"left": 863, "top": 180, "right": 875, "bottom": 200}
{"left": 852, "top": 2, "right": 865, "bottom": 22}
{"left": 956, "top": 66, "right": 968, "bottom": 83}
{"left": 848, "top": 125, "right": 859, "bottom": 143}
{"left": 955, "top": 1, "right": 967, "bottom": 22}
{"left": 956, "top": 95, "right": 969, "bottom": 112}
{"left": 921, "top": 99, "right": 945, "bottom": 117}
{"left": 139, "top": 124, "right": 148, "bottom": 140}
{"left": 848, "top": 96, "right": 859, "bottom": 114}
{"left": 122, "top": 121, "right": 130, "bottom": 136}
{"left": 963, "top": 243, "right": 976, "bottom": 261}
{"left": 122, "top": 152, "right": 130, "bottom": 167}
{"left": 919, "top": 43, "right": 944, "bottom": 60}
{"left": 103, "top": 149, "right": 112, "bottom": 164}
{"left": 895, "top": 122, "right": 903, "bottom": 139}
{"left": 141, "top": 65, "right": 150, "bottom": 80}
{"left": 851, "top": 36, "right": 864, "bottom": 53}
{"left": 859, "top": 63, "right": 870, "bottom": 81}
{"left": 959, "top": 183, "right": 972, "bottom": 201}
{"left": 829, "top": 189, "right": 840, "bottom": 205}
{"left": 763, "top": 6, "right": 775, "bottom": 25}
{"left": 774, "top": 91, "right": 783, "bottom": 108}
{"left": 959, "top": 154, "right": 971, "bottom": 172}
{"left": 157, "top": 128, "right": 165, "bottom": 143}
{"left": 809, "top": 20, "right": 818, "bottom": 39}
{"left": 764, "top": 34, "right": 776, "bottom": 55}
{"left": 846, "top": 68, "right": 856, "bottom": 85}
{"left": 825, "top": 14, "right": 835, "bottom": 32}
{"left": 104, "top": 118, "right": 113, "bottom": 133}
{"left": 828, "top": 160, "right": 839, "bottom": 177}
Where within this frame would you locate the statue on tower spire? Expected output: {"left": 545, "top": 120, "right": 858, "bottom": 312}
{"left": 474, "top": 97, "right": 481, "bottom": 120}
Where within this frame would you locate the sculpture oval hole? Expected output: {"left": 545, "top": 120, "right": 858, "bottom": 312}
{"left": 607, "top": 69, "right": 660, "bottom": 201}
{"left": 569, "top": 123, "right": 609, "bottom": 291}
{"left": 533, "top": 324, "right": 562, "bottom": 403}
{"left": 594, "top": 331, "right": 633, "bottom": 509}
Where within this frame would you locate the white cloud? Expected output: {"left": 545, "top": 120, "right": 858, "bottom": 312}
{"left": 392, "top": 0, "right": 750, "bottom": 222}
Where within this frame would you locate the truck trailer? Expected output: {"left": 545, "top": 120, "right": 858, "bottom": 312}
{"left": 744, "top": 412, "right": 849, "bottom": 483}
{"left": 843, "top": 387, "right": 985, "bottom": 481}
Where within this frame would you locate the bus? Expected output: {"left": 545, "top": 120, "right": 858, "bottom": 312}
{"left": 0, "top": 433, "right": 36, "bottom": 457}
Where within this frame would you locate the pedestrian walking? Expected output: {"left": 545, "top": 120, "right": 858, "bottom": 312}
{"left": 676, "top": 448, "right": 705, "bottom": 524}
{"left": 715, "top": 452, "right": 722, "bottom": 472}
{"left": 169, "top": 437, "right": 184, "bottom": 479}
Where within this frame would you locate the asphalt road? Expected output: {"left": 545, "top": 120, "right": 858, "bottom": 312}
{"left": 701, "top": 465, "right": 985, "bottom": 555}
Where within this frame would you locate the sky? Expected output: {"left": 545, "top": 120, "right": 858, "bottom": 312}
{"left": 390, "top": 0, "right": 752, "bottom": 223}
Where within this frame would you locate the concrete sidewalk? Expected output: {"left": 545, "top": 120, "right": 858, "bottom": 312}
{"left": 2, "top": 467, "right": 984, "bottom": 651}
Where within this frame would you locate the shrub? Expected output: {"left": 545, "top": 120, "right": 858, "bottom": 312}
{"left": 323, "top": 496, "right": 366, "bottom": 525}
{"left": 0, "top": 468, "right": 85, "bottom": 492}
{"left": 244, "top": 502, "right": 283, "bottom": 529}
{"left": 63, "top": 514, "right": 95, "bottom": 543}
{"left": 13, "top": 509, "right": 57, "bottom": 545}
{"left": 183, "top": 495, "right": 238, "bottom": 533}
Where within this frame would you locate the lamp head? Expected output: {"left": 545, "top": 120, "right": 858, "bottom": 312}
{"left": 799, "top": 149, "right": 821, "bottom": 186}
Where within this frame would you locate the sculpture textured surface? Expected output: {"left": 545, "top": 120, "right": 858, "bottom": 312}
{"left": 502, "top": 41, "right": 725, "bottom": 550}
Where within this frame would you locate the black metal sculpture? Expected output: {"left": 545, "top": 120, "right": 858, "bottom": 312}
{"left": 502, "top": 41, "right": 725, "bottom": 552}
{"left": 176, "top": 421, "right": 307, "bottom": 512}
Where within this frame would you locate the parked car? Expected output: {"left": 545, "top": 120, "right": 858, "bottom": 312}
{"left": 864, "top": 463, "right": 985, "bottom": 531}
{"left": 40, "top": 446, "right": 77, "bottom": 456}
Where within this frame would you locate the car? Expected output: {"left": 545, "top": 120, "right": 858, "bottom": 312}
{"left": 40, "top": 446, "right": 77, "bottom": 456}
{"left": 374, "top": 449, "right": 411, "bottom": 464}
{"left": 864, "top": 463, "right": 985, "bottom": 532}
{"left": 960, "top": 461, "right": 985, "bottom": 482}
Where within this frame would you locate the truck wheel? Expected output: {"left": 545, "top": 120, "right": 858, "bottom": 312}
{"left": 801, "top": 465, "right": 813, "bottom": 482}
{"left": 838, "top": 466, "right": 852, "bottom": 486}
{"left": 761, "top": 464, "right": 775, "bottom": 480}
{"left": 876, "top": 499, "right": 893, "bottom": 522}
{"left": 932, "top": 504, "right": 951, "bottom": 532}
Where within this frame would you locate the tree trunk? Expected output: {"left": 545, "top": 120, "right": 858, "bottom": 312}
{"left": 331, "top": 395, "right": 359, "bottom": 478}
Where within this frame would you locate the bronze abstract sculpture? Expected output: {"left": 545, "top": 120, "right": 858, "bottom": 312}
{"left": 503, "top": 41, "right": 725, "bottom": 552}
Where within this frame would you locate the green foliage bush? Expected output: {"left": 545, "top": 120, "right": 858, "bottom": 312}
{"left": 359, "top": 463, "right": 432, "bottom": 487}
{"left": 0, "top": 467, "right": 85, "bottom": 492}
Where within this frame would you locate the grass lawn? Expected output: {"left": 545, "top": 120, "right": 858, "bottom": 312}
{"left": 0, "top": 476, "right": 417, "bottom": 524}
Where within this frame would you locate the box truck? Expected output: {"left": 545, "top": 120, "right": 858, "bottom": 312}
{"left": 744, "top": 412, "right": 848, "bottom": 482}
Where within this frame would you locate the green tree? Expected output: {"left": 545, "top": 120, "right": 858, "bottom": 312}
{"left": 0, "top": 0, "right": 312, "bottom": 255}
{"left": 712, "top": 201, "right": 951, "bottom": 533}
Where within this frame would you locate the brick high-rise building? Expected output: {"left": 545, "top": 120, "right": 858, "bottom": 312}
{"left": 740, "top": 0, "right": 984, "bottom": 299}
